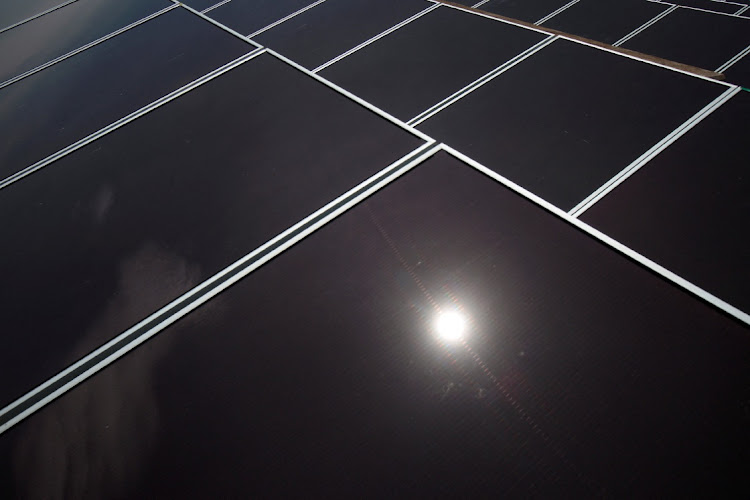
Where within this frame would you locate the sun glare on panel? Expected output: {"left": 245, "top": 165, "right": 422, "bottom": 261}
{"left": 434, "top": 310, "right": 467, "bottom": 343}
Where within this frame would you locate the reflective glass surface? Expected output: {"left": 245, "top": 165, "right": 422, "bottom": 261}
{"left": 0, "top": 53, "right": 424, "bottom": 407}
{"left": 1, "top": 151, "right": 747, "bottom": 497}
{"left": 0, "top": 0, "right": 171, "bottom": 84}
{"left": 623, "top": 7, "right": 750, "bottom": 70}
{"left": 321, "top": 6, "right": 548, "bottom": 121}
{"left": 0, "top": 7, "right": 253, "bottom": 181}
{"left": 253, "top": 0, "right": 429, "bottom": 69}
{"left": 542, "top": 0, "right": 669, "bottom": 45}
{"left": 418, "top": 38, "right": 725, "bottom": 210}
{"left": 208, "top": 0, "right": 314, "bottom": 36}
{"left": 582, "top": 91, "right": 750, "bottom": 313}
{"left": 0, "top": 0, "right": 67, "bottom": 29}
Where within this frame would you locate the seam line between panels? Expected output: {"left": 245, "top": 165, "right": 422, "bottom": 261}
{"left": 0, "top": 142, "right": 440, "bottom": 436}
{"left": 439, "top": 2, "right": 552, "bottom": 35}
{"left": 613, "top": 5, "right": 677, "bottom": 47}
{"left": 568, "top": 86, "right": 740, "bottom": 217}
{"left": 201, "top": 0, "right": 232, "bottom": 14}
{"left": 441, "top": 143, "right": 750, "bottom": 327}
{"left": 408, "top": 35, "right": 558, "bottom": 126}
{"left": 647, "top": 0, "right": 750, "bottom": 18}
{"left": 266, "top": 49, "right": 434, "bottom": 142}
{"left": 247, "top": 0, "right": 329, "bottom": 38}
{"left": 0, "top": 0, "right": 79, "bottom": 34}
{"left": 0, "top": 4, "right": 179, "bottom": 90}
{"left": 174, "top": 1, "right": 262, "bottom": 49}
{"left": 535, "top": 0, "right": 581, "bottom": 26}
{"left": 439, "top": 1, "right": 733, "bottom": 86}
{"left": 566, "top": 36, "right": 735, "bottom": 86}
{"left": 716, "top": 42, "right": 750, "bottom": 72}
{"left": 0, "top": 49, "right": 266, "bottom": 191}
{"left": 312, "top": 3, "right": 441, "bottom": 73}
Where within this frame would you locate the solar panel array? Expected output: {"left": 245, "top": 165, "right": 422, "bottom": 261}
{"left": 1, "top": 0, "right": 748, "bottom": 496}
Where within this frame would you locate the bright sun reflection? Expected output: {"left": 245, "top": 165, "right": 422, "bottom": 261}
{"left": 435, "top": 311, "right": 467, "bottom": 342}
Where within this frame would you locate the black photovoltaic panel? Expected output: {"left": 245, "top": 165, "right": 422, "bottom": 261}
{"left": 622, "top": 7, "right": 750, "bottom": 70}
{"left": 0, "top": 0, "right": 68, "bottom": 29}
{"left": 1, "top": 151, "right": 746, "bottom": 497}
{"left": 723, "top": 55, "right": 750, "bottom": 87}
{"left": 581, "top": 91, "right": 750, "bottom": 313}
{"left": 183, "top": 0, "right": 224, "bottom": 11}
{"left": 478, "top": 0, "right": 574, "bottom": 23}
{"left": 0, "top": 0, "right": 749, "bottom": 494}
{"left": 418, "top": 38, "right": 726, "bottom": 210}
{"left": 0, "top": 7, "right": 253, "bottom": 182}
{"left": 208, "top": 0, "right": 315, "bottom": 36}
{"left": 320, "top": 5, "right": 548, "bottom": 121}
{"left": 0, "top": 0, "right": 171, "bottom": 84}
{"left": 541, "top": 0, "right": 669, "bottom": 45}
{"left": 662, "top": 0, "right": 742, "bottom": 14}
{"left": 252, "top": 0, "right": 429, "bottom": 69}
{"left": 0, "top": 52, "right": 424, "bottom": 408}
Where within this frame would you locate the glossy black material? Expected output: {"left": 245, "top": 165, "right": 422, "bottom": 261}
{"left": 0, "top": 0, "right": 65, "bottom": 29}
{"left": 320, "top": 6, "right": 547, "bottom": 121}
{"left": 0, "top": 8, "right": 252, "bottom": 181}
{"left": 667, "top": 0, "right": 741, "bottom": 14}
{"left": 418, "top": 39, "right": 725, "bottom": 210}
{"left": 480, "top": 0, "right": 572, "bottom": 23}
{"left": 623, "top": 7, "right": 750, "bottom": 71}
{"left": 0, "top": 53, "right": 424, "bottom": 408}
{"left": 582, "top": 91, "right": 750, "bottom": 313}
{"left": 184, "top": 0, "right": 222, "bottom": 11}
{"left": 253, "top": 0, "right": 429, "bottom": 69}
{"left": 2, "top": 151, "right": 748, "bottom": 497}
{"left": 542, "top": 0, "right": 669, "bottom": 45}
{"left": 0, "top": 0, "right": 170, "bottom": 84}
{"left": 723, "top": 54, "right": 750, "bottom": 87}
{"left": 209, "top": 0, "right": 314, "bottom": 36}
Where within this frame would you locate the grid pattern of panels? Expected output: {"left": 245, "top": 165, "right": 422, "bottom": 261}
{"left": 622, "top": 6, "right": 750, "bottom": 72}
{"left": 0, "top": 0, "right": 748, "bottom": 496}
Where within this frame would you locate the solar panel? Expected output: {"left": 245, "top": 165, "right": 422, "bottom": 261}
{"left": 0, "top": 0, "right": 748, "bottom": 496}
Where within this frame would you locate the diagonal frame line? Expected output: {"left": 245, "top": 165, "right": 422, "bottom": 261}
{"left": 0, "top": 49, "right": 266, "bottom": 192}
{"left": 267, "top": 49, "right": 433, "bottom": 142}
{"left": 645, "top": 0, "right": 748, "bottom": 18}
{"left": 0, "top": 0, "right": 79, "bottom": 34}
{"left": 441, "top": 143, "right": 750, "bottom": 327}
{"left": 535, "top": 0, "right": 581, "bottom": 26}
{"left": 0, "top": 142, "right": 439, "bottom": 436}
{"left": 312, "top": 3, "right": 441, "bottom": 73}
{"left": 0, "top": 4, "right": 179, "bottom": 90}
{"left": 437, "top": 0, "right": 730, "bottom": 85}
{"left": 613, "top": 5, "right": 677, "bottom": 47}
{"left": 408, "top": 35, "right": 558, "bottom": 126}
{"left": 201, "top": 0, "right": 233, "bottom": 14}
{"left": 175, "top": 1, "right": 263, "bottom": 48}
{"left": 568, "top": 86, "right": 740, "bottom": 217}
{"left": 247, "top": 0, "right": 329, "bottom": 38}
{"left": 716, "top": 42, "right": 750, "bottom": 73}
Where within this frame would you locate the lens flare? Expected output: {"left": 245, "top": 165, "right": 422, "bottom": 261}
{"left": 435, "top": 311, "right": 466, "bottom": 342}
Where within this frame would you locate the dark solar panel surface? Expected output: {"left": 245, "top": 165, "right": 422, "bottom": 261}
{"left": 320, "top": 6, "right": 548, "bottom": 120}
{"left": 0, "top": 6, "right": 252, "bottom": 181}
{"left": 0, "top": 0, "right": 171, "bottom": 85}
{"left": 418, "top": 38, "right": 725, "bottom": 210}
{"left": 622, "top": 6, "right": 750, "bottom": 70}
{"left": 541, "top": 0, "right": 669, "bottom": 45}
{"left": 0, "top": 0, "right": 748, "bottom": 496}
